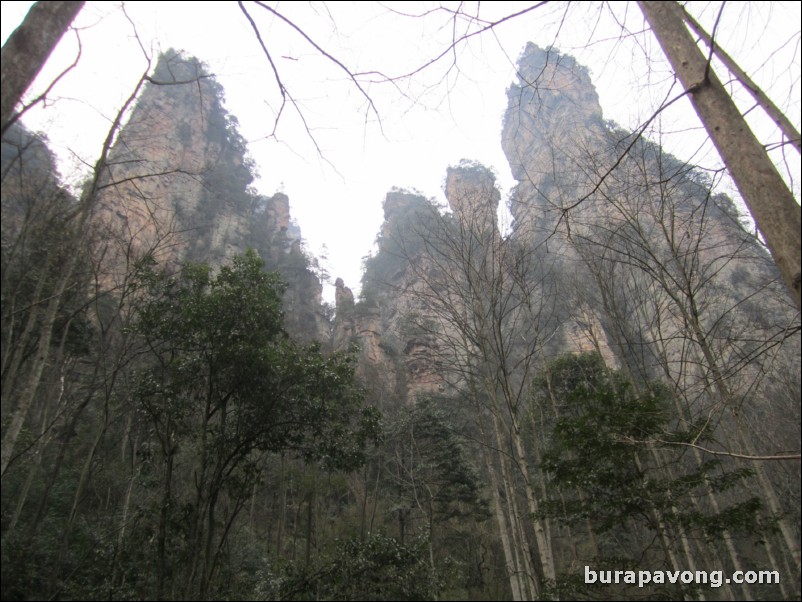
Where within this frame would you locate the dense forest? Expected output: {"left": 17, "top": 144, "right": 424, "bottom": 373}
{"left": 1, "top": 21, "right": 800, "bottom": 602}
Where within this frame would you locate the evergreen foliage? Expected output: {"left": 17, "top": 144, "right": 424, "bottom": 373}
{"left": 534, "top": 353, "right": 768, "bottom": 599}
{"left": 275, "top": 533, "right": 440, "bottom": 601}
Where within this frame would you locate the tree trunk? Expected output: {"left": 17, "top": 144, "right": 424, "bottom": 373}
{"left": 637, "top": 0, "right": 801, "bottom": 309}
{"left": 157, "top": 439, "right": 176, "bottom": 601}
{"left": 679, "top": 6, "right": 801, "bottom": 155}
{"left": 276, "top": 453, "right": 286, "bottom": 557}
{"left": 479, "top": 426, "right": 524, "bottom": 601}
{"left": 0, "top": 0, "right": 85, "bottom": 134}
{"left": 501, "top": 399, "right": 557, "bottom": 593}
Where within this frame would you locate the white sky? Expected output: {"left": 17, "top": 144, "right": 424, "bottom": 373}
{"left": 2, "top": 1, "right": 800, "bottom": 302}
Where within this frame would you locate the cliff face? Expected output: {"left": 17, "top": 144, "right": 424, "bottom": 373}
{"left": 93, "top": 50, "right": 328, "bottom": 341}
{"left": 80, "top": 45, "right": 796, "bottom": 415}
{"left": 336, "top": 165, "right": 528, "bottom": 406}
{"left": 333, "top": 190, "right": 446, "bottom": 405}
{"left": 444, "top": 162, "right": 500, "bottom": 227}
{"left": 95, "top": 52, "right": 235, "bottom": 265}
{"left": 341, "top": 43, "right": 797, "bottom": 418}
{"left": 502, "top": 43, "right": 609, "bottom": 242}
{"left": 1, "top": 123, "right": 68, "bottom": 239}
{"left": 500, "top": 43, "right": 798, "bottom": 394}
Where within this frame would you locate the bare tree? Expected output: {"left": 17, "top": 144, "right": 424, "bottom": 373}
{"left": 378, "top": 164, "right": 563, "bottom": 597}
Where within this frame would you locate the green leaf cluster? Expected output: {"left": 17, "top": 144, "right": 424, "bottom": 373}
{"left": 537, "top": 353, "right": 762, "bottom": 541}
{"left": 276, "top": 533, "right": 440, "bottom": 601}
{"left": 135, "top": 249, "right": 380, "bottom": 470}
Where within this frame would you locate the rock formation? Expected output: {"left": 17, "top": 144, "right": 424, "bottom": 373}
{"left": 92, "top": 50, "right": 328, "bottom": 341}
{"left": 9, "top": 44, "right": 796, "bottom": 419}
{"left": 334, "top": 42, "right": 799, "bottom": 427}
{"left": 504, "top": 43, "right": 794, "bottom": 373}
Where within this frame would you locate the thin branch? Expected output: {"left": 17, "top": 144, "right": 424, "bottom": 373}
{"left": 238, "top": 0, "right": 336, "bottom": 164}
{"left": 654, "top": 438, "right": 801, "bottom": 462}
{"left": 251, "top": 0, "right": 382, "bottom": 131}
{"left": 237, "top": 0, "right": 288, "bottom": 139}
{"left": 355, "top": 3, "right": 549, "bottom": 83}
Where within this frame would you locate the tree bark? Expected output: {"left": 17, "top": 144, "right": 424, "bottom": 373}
{"left": 479, "top": 423, "right": 524, "bottom": 601}
{"left": 638, "top": 0, "right": 802, "bottom": 309}
{"left": 678, "top": 6, "right": 801, "bottom": 155}
{"left": 0, "top": 1, "right": 85, "bottom": 134}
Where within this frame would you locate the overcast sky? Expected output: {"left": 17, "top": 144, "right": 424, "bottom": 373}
{"left": 2, "top": 1, "right": 800, "bottom": 301}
